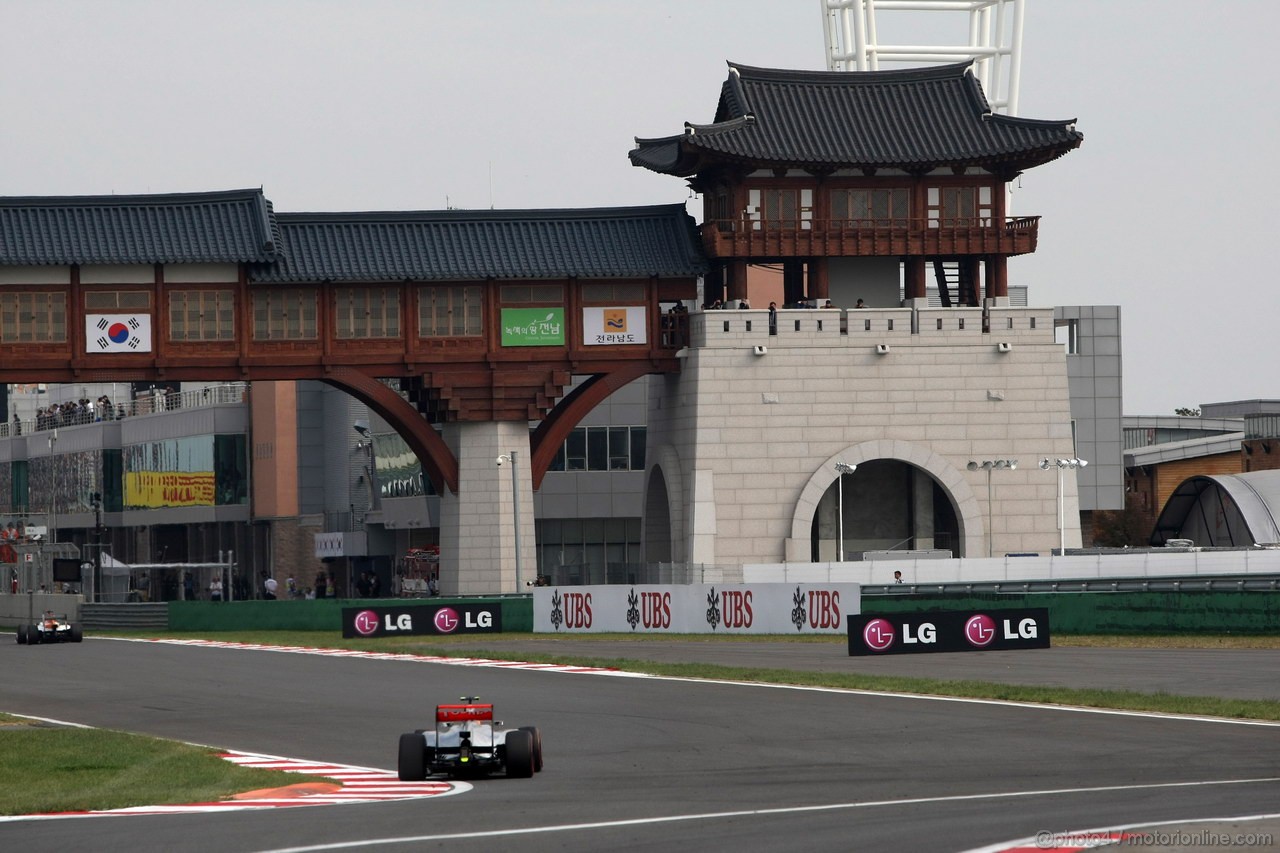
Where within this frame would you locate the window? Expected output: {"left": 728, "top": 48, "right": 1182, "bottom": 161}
{"left": 335, "top": 286, "right": 400, "bottom": 339}
{"left": 587, "top": 428, "right": 608, "bottom": 472}
{"left": 252, "top": 288, "right": 318, "bottom": 340}
{"left": 0, "top": 292, "right": 66, "bottom": 343}
{"left": 830, "top": 188, "right": 909, "bottom": 225}
{"left": 927, "top": 185, "right": 994, "bottom": 227}
{"left": 629, "top": 426, "right": 646, "bottom": 470}
{"left": 419, "top": 285, "right": 483, "bottom": 337}
{"left": 550, "top": 426, "right": 648, "bottom": 473}
{"left": 500, "top": 284, "right": 563, "bottom": 303}
{"left": 581, "top": 283, "right": 645, "bottom": 302}
{"left": 565, "top": 428, "right": 587, "bottom": 471}
{"left": 170, "top": 290, "right": 235, "bottom": 341}
{"left": 746, "top": 188, "right": 813, "bottom": 230}
{"left": 85, "top": 291, "right": 151, "bottom": 311}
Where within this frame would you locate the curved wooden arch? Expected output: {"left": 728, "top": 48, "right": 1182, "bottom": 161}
{"left": 529, "top": 363, "right": 654, "bottom": 489}
{"left": 321, "top": 368, "right": 458, "bottom": 495}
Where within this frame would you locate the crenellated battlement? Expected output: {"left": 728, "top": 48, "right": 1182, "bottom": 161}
{"left": 687, "top": 306, "right": 1056, "bottom": 349}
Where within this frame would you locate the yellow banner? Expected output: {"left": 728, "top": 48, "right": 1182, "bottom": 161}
{"left": 125, "top": 471, "right": 216, "bottom": 508}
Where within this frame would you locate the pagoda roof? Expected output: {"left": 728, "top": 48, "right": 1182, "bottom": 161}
{"left": 630, "top": 61, "right": 1082, "bottom": 177}
{"left": 0, "top": 188, "right": 279, "bottom": 266}
{"left": 0, "top": 191, "right": 706, "bottom": 282}
{"left": 250, "top": 204, "right": 706, "bottom": 283}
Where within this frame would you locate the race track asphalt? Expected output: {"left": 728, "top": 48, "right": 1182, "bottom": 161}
{"left": 1, "top": 636, "right": 1278, "bottom": 853}
{"left": 449, "top": 637, "right": 1280, "bottom": 701}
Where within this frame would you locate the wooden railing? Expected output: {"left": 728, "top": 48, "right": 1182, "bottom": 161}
{"left": 702, "top": 216, "right": 1040, "bottom": 258}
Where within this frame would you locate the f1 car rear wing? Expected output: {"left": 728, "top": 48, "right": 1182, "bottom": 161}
{"left": 437, "top": 704, "right": 494, "bottom": 723}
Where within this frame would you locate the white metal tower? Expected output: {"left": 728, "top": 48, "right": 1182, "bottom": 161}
{"left": 821, "top": 0, "right": 1025, "bottom": 115}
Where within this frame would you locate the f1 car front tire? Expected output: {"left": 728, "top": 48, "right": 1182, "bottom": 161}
{"left": 398, "top": 732, "right": 426, "bottom": 781}
{"left": 16, "top": 624, "right": 27, "bottom": 644}
{"left": 519, "top": 726, "right": 544, "bottom": 772}
{"left": 505, "top": 729, "right": 535, "bottom": 778}
{"left": 70, "top": 624, "right": 83, "bottom": 643}
{"left": 27, "top": 625, "right": 40, "bottom": 645}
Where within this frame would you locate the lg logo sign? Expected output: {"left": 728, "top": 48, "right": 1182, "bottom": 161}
{"left": 342, "top": 605, "right": 500, "bottom": 638}
{"left": 848, "top": 609, "right": 1050, "bottom": 656}
{"left": 353, "top": 610, "right": 413, "bottom": 636}
{"left": 433, "top": 607, "right": 495, "bottom": 634}
{"left": 964, "top": 614, "right": 997, "bottom": 647}
{"left": 862, "top": 618, "right": 895, "bottom": 651}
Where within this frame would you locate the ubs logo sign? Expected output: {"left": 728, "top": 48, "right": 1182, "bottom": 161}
{"left": 791, "top": 586, "right": 841, "bottom": 632}
{"left": 848, "top": 608, "right": 1050, "bottom": 656}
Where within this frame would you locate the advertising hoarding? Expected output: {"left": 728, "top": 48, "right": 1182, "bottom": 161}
{"left": 534, "top": 583, "right": 861, "bottom": 634}
{"left": 848, "top": 608, "right": 1051, "bottom": 656}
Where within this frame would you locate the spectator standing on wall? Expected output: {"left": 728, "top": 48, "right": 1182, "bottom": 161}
{"left": 209, "top": 575, "right": 223, "bottom": 601}
{"left": 262, "top": 572, "right": 278, "bottom": 600}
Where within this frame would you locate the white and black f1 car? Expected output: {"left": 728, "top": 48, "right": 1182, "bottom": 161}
{"left": 16, "top": 612, "right": 84, "bottom": 645}
{"left": 398, "top": 697, "right": 543, "bottom": 780}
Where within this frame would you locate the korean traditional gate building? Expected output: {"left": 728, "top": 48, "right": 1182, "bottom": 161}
{"left": 629, "top": 61, "right": 1088, "bottom": 566}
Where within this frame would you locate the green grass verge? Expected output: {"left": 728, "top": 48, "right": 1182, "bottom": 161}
{"left": 0, "top": 717, "right": 332, "bottom": 816}
{"left": 99, "top": 630, "right": 1280, "bottom": 722}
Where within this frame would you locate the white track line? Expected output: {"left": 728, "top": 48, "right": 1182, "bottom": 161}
{"left": 964, "top": 811, "right": 1280, "bottom": 852}
{"left": 255, "top": 776, "right": 1280, "bottom": 852}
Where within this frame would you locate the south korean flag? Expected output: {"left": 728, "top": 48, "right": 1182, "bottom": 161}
{"left": 87, "top": 314, "right": 153, "bottom": 353}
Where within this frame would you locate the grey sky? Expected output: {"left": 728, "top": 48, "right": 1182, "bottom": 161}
{"left": 2, "top": 1, "right": 1276, "bottom": 416}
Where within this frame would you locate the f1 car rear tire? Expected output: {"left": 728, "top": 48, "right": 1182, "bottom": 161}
{"left": 505, "top": 729, "right": 535, "bottom": 778}
{"left": 519, "top": 726, "right": 544, "bottom": 772}
{"left": 16, "top": 624, "right": 27, "bottom": 644}
{"left": 70, "top": 624, "right": 83, "bottom": 643}
{"left": 398, "top": 732, "right": 426, "bottom": 781}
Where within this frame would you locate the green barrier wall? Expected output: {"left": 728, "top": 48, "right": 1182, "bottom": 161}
{"left": 168, "top": 597, "right": 533, "bottom": 633}
{"left": 862, "top": 591, "right": 1280, "bottom": 634}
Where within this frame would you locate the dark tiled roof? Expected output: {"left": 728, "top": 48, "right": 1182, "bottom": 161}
{"left": 0, "top": 189, "right": 279, "bottom": 265}
{"left": 250, "top": 204, "right": 706, "bottom": 283}
{"left": 630, "top": 61, "right": 1082, "bottom": 176}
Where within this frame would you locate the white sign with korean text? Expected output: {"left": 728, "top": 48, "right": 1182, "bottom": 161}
{"left": 582, "top": 307, "right": 647, "bottom": 346}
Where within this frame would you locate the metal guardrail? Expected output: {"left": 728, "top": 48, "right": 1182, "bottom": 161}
{"left": 0, "top": 382, "right": 247, "bottom": 438}
{"left": 862, "top": 574, "right": 1280, "bottom": 596}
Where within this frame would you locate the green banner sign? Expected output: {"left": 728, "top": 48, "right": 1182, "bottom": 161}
{"left": 501, "top": 308, "right": 565, "bottom": 347}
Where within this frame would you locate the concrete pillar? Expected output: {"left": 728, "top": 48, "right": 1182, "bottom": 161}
{"left": 437, "top": 421, "right": 537, "bottom": 594}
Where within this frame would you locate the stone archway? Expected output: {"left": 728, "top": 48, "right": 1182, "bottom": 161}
{"left": 787, "top": 440, "right": 984, "bottom": 559}
{"left": 642, "top": 443, "right": 686, "bottom": 564}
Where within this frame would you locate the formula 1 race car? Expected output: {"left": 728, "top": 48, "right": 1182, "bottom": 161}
{"left": 16, "top": 611, "right": 84, "bottom": 645}
{"left": 398, "top": 697, "right": 543, "bottom": 780}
